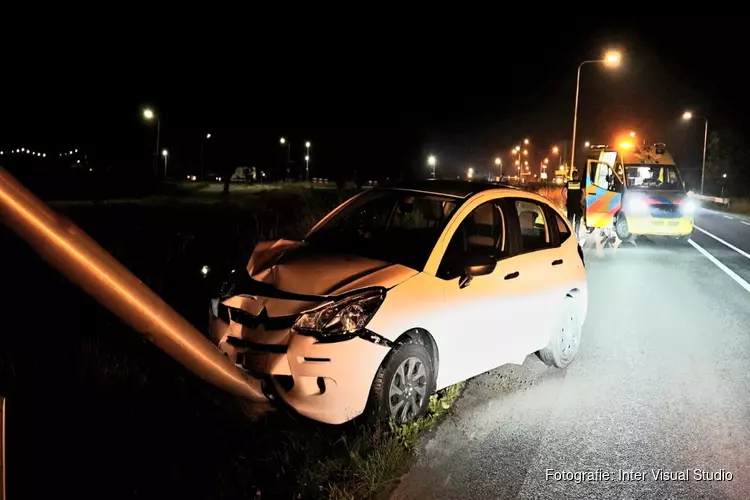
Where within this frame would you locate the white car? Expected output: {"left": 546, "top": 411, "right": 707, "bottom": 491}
{"left": 208, "top": 181, "right": 588, "bottom": 424}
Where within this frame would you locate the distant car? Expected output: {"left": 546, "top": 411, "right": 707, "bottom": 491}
{"left": 208, "top": 181, "right": 588, "bottom": 424}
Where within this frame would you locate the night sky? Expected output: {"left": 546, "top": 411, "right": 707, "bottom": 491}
{"left": 3, "top": 20, "right": 748, "bottom": 184}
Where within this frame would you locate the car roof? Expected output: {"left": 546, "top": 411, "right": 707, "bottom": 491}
{"left": 373, "top": 179, "right": 523, "bottom": 199}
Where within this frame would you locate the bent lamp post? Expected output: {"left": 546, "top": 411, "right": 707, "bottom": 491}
{"left": 0, "top": 168, "right": 265, "bottom": 402}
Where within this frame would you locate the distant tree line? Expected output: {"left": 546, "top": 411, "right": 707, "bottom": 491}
{"left": 705, "top": 130, "right": 749, "bottom": 197}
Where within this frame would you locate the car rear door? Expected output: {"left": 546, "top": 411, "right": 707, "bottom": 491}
{"left": 502, "top": 197, "right": 566, "bottom": 353}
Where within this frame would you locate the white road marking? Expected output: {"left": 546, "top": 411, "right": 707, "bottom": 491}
{"left": 742, "top": 221, "right": 750, "bottom": 227}
{"left": 724, "top": 215, "right": 734, "bottom": 219}
{"left": 689, "top": 240, "right": 750, "bottom": 294}
{"left": 694, "top": 225, "right": 750, "bottom": 260}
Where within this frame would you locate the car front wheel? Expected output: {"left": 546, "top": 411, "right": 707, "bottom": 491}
{"left": 538, "top": 296, "right": 582, "bottom": 369}
{"left": 369, "top": 340, "right": 435, "bottom": 424}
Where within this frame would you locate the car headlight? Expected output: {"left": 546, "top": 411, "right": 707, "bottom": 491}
{"left": 625, "top": 198, "right": 649, "bottom": 213}
{"left": 683, "top": 200, "right": 697, "bottom": 215}
{"left": 293, "top": 289, "right": 385, "bottom": 339}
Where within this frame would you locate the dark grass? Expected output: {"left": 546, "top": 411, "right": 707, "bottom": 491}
{"left": 0, "top": 186, "right": 376, "bottom": 500}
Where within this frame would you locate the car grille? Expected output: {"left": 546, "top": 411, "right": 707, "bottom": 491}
{"left": 218, "top": 303, "right": 298, "bottom": 330}
{"left": 649, "top": 204, "right": 682, "bottom": 219}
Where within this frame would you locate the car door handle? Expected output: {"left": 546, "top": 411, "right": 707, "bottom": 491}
{"left": 504, "top": 271, "right": 519, "bottom": 280}
{"left": 551, "top": 259, "right": 563, "bottom": 266}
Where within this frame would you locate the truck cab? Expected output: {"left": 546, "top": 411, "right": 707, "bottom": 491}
{"left": 583, "top": 143, "right": 697, "bottom": 243}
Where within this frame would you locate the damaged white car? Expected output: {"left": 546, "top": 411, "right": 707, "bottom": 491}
{"left": 208, "top": 181, "right": 588, "bottom": 424}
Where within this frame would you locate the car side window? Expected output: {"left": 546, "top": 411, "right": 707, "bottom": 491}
{"left": 555, "top": 212, "right": 571, "bottom": 244}
{"left": 514, "top": 200, "right": 552, "bottom": 252}
{"left": 437, "top": 201, "right": 507, "bottom": 280}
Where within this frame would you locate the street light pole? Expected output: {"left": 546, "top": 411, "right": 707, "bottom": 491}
{"left": 682, "top": 112, "right": 709, "bottom": 195}
{"left": 305, "top": 141, "right": 311, "bottom": 182}
{"left": 155, "top": 119, "right": 161, "bottom": 177}
{"left": 200, "top": 133, "right": 211, "bottom": 181}
{"left": 162, "top": 149, "right": 168, "bottom": 178}
{"left": 142, "top": 108, "right": 161, "bottom": 177}
{"left": 701, "top": 118, "right": 708, "bottom": 195}
{"left": 570, "top": 51, "right": 621, "bottom": 175}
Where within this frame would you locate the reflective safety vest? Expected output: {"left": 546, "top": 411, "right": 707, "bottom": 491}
{"left": 566, "top": 181, "right": 583, "bottom": 208}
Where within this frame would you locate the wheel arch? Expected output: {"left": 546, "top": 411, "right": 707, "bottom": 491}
{"left": 394, "top": 327, "right": 440, "bottom": 380}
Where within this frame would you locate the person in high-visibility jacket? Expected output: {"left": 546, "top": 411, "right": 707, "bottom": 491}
{"left": 564, "top": 170, "right": 584, "bottom": 236}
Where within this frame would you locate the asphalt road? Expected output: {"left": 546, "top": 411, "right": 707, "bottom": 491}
{"left": 393, "top": 208, "right": 750, "bottom": 500}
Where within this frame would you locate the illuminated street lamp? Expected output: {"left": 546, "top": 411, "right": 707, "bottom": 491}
{"left": 427, "top": 155, "right": 437, "bottom": 178}
{"left": 161, "top": 149, "right": 169, "bottom": 178}
{"left": 543, "top": 158, "right": 549, "bottom": 164}
{"left": 279, "top": 137, "right": 291, "bottom": 162}
{"left": 570, "top": 50, "right": 622, "bottom": 171}
{"left": 682, "top": 110, "right": 709, "bottom": 195}
{"left": 629, "top": 131, "right": 636, "bottom": 138}
{"left": 584, "top": 141, "right": 590, "bottom": 148}
{"left": 552, "top": 146, "right": 559, "bottom": 154}
{"left": 523, "top": 138, "right": 529, "bottom": 145}
{"left": 142, "top": 107, "right": 161, "bottom": 176}
{"left": 494, "top": 157, "right": 502, "bottom": 176}
{"left": 304, "top": 141, "right": 311, "bottom": 181}
{"left": 467, "top": 167, "right": 474, "bottom": 179}
{"left": 200, "top": 133, "right": 211, "bottom": 181}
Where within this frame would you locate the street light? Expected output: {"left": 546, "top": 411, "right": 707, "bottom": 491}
{"left": 523, "top": 138, "right": 529, "bottom": 145}
{"left": 584, "top": 141, "right": 590, "bottom": 148}
{"left": 629, "top": 131, "right": 636, "bottom": 138}
{"left": 161, "top": 149, "right": 169, "bottom": 178}
{"left": 427, "top": 155, "right": 437, "bottom": 178}
{"left": 467, "top": 167, "right": 474, "bottom": 179}
{"left": 279, "top": 137, "right": 290, "bottom": 162}
{"left": 682, "top": 110, "right": 709, "bottom": 195}
{"left": 304, "top": 141, "right": 311, "bottom": 181}
{"left": 142, "top": 107, "right": 161, "bottom": 177}
{"left": 552, "top": 146, "right": 559, "bottom": 154}
{"left": 570, "top": 50, "right": 622, "bottom": 171}
{"left": 200, "top": 133, "right": 211, "bottom": 181}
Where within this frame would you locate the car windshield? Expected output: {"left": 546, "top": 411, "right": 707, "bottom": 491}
{"left": 305, "top": 189, "right": 459, "bottom": 270}
{"left": 625, "top": 164, "right": 683, "bottom": 190}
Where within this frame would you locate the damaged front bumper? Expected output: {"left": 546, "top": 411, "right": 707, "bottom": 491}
{"left": 208, "top": 299, "right": 391, "bottom": 425}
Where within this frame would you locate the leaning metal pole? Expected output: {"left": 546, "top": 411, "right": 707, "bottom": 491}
{"left": 0, "top": 168, "right": 264, "bottom": 401}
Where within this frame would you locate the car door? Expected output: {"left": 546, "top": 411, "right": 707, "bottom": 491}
{"left": 585, "top": 158, "right": 624, "bottom": 229}
{"left": 436, "top": 199, "right": 527, "bottom": 384}
{"left": 503, "top": 197, "right": 566, "bottom": 353}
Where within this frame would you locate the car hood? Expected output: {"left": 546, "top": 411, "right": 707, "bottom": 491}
{"left": 629, "top": 190, "right": 687, "bottom": 205}
{"left": 245, "top": 239, "right": 419, "bottom": 297}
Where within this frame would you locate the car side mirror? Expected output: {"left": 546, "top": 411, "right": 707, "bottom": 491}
{"left": 463, "top": 251, "right": 496, "bottom": 277}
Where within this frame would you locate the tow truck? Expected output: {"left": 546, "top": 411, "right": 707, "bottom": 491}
{"left": 583, "top": 142, "right": 696, "bottom": 244}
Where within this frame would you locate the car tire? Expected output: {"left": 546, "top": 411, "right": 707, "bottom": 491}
{"left": 615, "top": 216, "right": 636, "bottom": 243}
{"left": 538, "top": 296, "right": 582, "bottom": 369}
{"left": 368, "top": 339, "right": 436, "bottom": 425}
{"left": 675, "top": 234, "right": 691, "bottom": 244}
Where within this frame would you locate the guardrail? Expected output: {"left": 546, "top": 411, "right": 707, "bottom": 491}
{"left": 687, "top": 192, "right": 731, "bottom": 206}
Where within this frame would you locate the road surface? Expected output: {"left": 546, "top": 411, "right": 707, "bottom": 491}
{"left": 393, "top": 208, "right": 750, "bottom": 500}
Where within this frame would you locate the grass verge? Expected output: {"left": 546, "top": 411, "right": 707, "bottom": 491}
{"left": 306, "top": 383, "right": 466, "bottom": 500}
